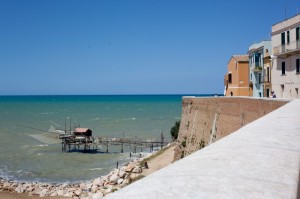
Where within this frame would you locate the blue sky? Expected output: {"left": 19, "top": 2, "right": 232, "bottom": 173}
{"left": 0, "top": 0, "right": 299, "bottom": 95}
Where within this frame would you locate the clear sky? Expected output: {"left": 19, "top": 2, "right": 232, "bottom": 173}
{"left": 0, "top": 0, "right": 299, "bottom": 95}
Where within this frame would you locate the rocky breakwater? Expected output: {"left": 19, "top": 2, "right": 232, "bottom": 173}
{"left": 0, "top": 158, "right": 146, "bottom": 199}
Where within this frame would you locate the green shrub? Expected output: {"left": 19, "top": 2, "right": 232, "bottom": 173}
{"left": 199, "top": 139, "right": 205, "bottom": 149}
{"left": 170, "top": 120, "right": 180, "bottom": 140}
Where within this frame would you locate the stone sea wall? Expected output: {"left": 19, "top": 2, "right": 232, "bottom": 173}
{"left": 174, "top": 97, "right": 289, "bottom": 161}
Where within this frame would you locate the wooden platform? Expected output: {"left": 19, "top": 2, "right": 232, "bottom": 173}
{"left": 60, "top": 135, "right": 169, "bottom": 153}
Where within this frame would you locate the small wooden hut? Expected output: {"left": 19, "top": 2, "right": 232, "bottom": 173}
{"left": 73, "top": 128, "right": 92, "bottom": 137}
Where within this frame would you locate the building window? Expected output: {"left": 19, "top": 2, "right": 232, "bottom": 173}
{"left": 287, "top": 31, "right": 290, "bottom": 44}
{"left": 255, "top": 53, "right": 261, "bottom": 67}
{"left": 258, "top": 73, "right": 261, "bottom": 84}
{"left": 297, "top": 59, "right": 300, "bottom": 73}
{"left": 297, "top": 27, "right": 300, "bottom": 40}
{"left": 250, "top": 73, "right": 252, "bottom": 81}
{"left": 266, "top": 67, "right": 270, "bottom": 82}
{"left": 282, "top": 62, "right": 286, "bottom": 75}
{"left": 228, "top": 73, "right": 232, "bottom": 83}
{"left": 281, "top": 32, "right": 285, "bottom": 45}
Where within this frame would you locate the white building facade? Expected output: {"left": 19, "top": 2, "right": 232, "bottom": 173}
{"left": 272, "top": 14, "right": 300, "bottom": 99}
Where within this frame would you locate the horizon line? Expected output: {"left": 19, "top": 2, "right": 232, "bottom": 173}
{"left": 0, "top": 93, "right": 223, "bottom": 97}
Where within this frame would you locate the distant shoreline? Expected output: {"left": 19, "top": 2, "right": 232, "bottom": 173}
{"left": 0, "top": 94, "right": 223, "bottom": 97}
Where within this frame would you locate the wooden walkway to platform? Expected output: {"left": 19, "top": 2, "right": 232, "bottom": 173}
{"left": 60, "top": 133, "right": 169, "bottom": 153}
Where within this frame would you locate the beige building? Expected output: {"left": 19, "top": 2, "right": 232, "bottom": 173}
{"left": 271, "top": 14, "right": 300, "bottom": 99}
{"left": 224, "top": 55, "right": 250, "bottom": 96}
{"left": 263, "top": 50, "right": 272, "bottom": 97}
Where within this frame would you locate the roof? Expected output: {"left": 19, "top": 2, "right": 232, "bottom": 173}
{"left": 74, "top": 128, "right": 91, "bottom": 133}
{"left": 248, "top": 40, "right": 271, "bottom": 52}
{"left": 232, "top": 55, "right": 249, "bottom": 62}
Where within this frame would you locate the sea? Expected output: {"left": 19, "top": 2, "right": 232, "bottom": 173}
{"left": 0, "top": 95, "right": 209, "bottom": 184}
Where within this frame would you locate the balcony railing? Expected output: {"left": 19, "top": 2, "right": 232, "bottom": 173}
{"left": 252, "top": 66, "right": 262, "bottom": 73}
{"left": 273, "top": 40, "right": 300, "bottom": 55}
{"left": 261, "top": 75, "right": 270, "bottom": 83}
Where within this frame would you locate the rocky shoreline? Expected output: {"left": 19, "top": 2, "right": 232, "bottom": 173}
{"left": 0, "top": 154, "right": 150, "bottom": 199}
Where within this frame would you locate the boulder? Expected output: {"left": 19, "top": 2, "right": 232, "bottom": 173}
{"left": 91, "top": 185, "right": 99, "bottom": 193}
{"left": 117, "top": 179, "right": 123, "bottom": 185}
{"left": 120, "top": 166, "right": 127, "bottom": 172}
{"left": 50, "top": 192, "right": 58, "bottom": 197}
{"left": 125, "top": 164, "right": 135, "bottom": 172}
{"left": 122, "top": 178, "right": 130, "bottom": 185}
{"left": 132, "top": 167, "right": 142, "bottom": 173}
{"left": 39, "top": 189, "right": 48, "bottom": 197}
{"left": 104, "top": 188, "right": 112, "bottom": 194}
{"left": 92, "top": 192, "right": 104, "bottom": 199}
{"left": 74, "top": 190, "right": 82, "bottom": 196}
{"left": 102, "top": 175, "right": 109, "bottom": 182}
{"left": 32, "top": 188, "right": 42, "bottom": 195}
{"left": 93, "top": 178, "right": 103, "bottom": 187}
{"left": 26, "top": 186, "right": 34, "bottom": 192}
{"left": 79, "top": 182, "right": 86, "bottom": 189}
{"left": 129, "top": 173, "right": 140, "bottom": 181}
{"left": 109, "top": 174, "right": 118, "bottom": 184}
{"left": 3, "top": 182, "right": 10, "bottom": 188}
{"left": 15, "top": 185, "right": 25, "bottom": 193}
{"left": 118, "top": 171, "right": 126, "bottom": 178}
{"left": 57, "top": 189, "right": 65, "bottom": 196}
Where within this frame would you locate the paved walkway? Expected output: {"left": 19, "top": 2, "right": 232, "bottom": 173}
{"left": 141, "top": 145, "right": 175, "bottom": 177}
{"left": 106, "top": 99, "right": 300, "bottom": 199}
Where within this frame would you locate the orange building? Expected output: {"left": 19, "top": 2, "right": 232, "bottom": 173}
{"left": 224, "top": 55, "right": 251, "bottom": 96}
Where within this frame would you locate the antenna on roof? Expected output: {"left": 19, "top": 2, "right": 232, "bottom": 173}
{"left": 285, "top": 4, "right": 287, "bottom": 20}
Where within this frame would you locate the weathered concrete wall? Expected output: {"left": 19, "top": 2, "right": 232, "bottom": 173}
{"left": 174, "top": 97, "right": 289, "bottom": 161}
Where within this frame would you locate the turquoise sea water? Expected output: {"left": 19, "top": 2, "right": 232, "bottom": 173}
{"left": 0, "top": 95, "right": 208, "bottom": 183}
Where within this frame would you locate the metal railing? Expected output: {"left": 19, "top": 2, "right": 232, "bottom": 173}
{"left": 261, "top": 75, "right": 270, "bottom": 83}
{"left": 252, "top": 66, "right": 262, "bottom": 73}
{"left": 273, "top": 40, "right": 300, "bottom": 55}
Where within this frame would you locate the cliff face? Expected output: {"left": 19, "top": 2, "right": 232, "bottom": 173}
{"left": 173, "top": 97, "right": 288, "bottom": 161}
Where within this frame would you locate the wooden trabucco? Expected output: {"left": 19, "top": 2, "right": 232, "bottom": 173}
{"left": 60, "top": 133, "right": 168, "bottom": 153}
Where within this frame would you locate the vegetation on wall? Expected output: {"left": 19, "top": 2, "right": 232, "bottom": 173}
{"left": 170, "top": 120, "right": 180, "bottom": 141}
{"left": 199, "top": 139, "right": 205, "bottom": 149}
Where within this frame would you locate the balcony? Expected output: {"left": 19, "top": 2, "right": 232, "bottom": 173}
{"left": 252, "top": 66, "right": 262, "bottom": 73}
{"left": 261, "top": 75, "right": 271, "bottom": 83}
{"left": 273, "top": 40, "right": 300, "bottom": 56}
